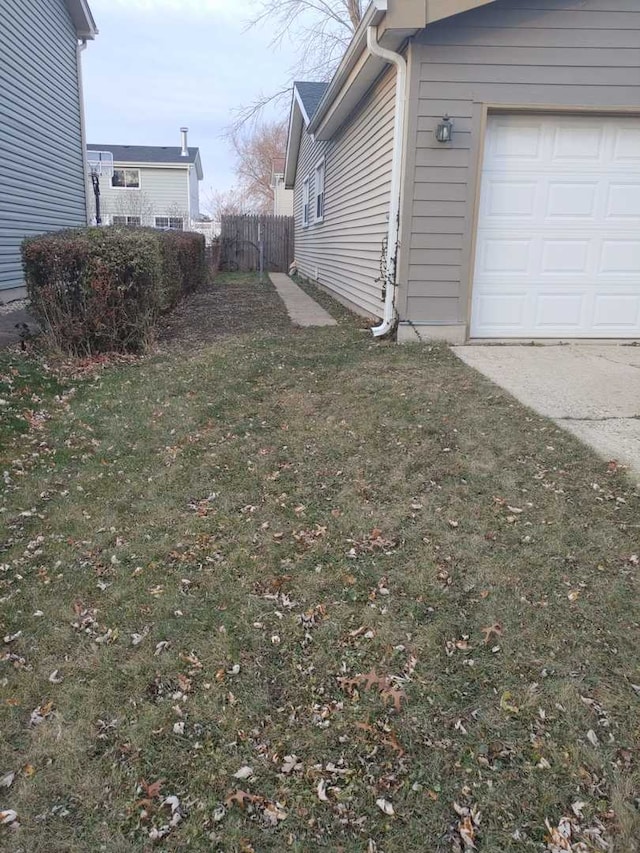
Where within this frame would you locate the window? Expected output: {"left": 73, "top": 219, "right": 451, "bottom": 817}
{"left": 155, "top": 216, "right": 184, "bottom": 231}
{"left": 314, "top": 159, "right": 325, "bottom": 222}
{"left": 111, "top": 169, "right": 140, "bottom": 189}
{"left": 302, "top": 176, "right": 310, "bottom": 227}
{"left": 112, "top": 215, "right": 141, "bottom": 226}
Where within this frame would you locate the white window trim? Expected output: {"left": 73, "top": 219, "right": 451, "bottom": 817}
{"left": 155, "top": 216, "right": 184, "bottom": 230}
{"left": 112, "top": 215, "right": 141, "bottom": 226}
{"left": 314, "top": 157, "right": 325, "bottom": 223}
{"left": 111, "top": 168, "right": 141, "bottom": 190}
{"left": 302, "top": 176, "right": 310, "bottom": 228}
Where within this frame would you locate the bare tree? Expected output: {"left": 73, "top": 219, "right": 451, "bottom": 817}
{"left": 231, "top": 119, "right": 288, "bottom": 214}
{"left": 250, "top": 0, "right": 363, "bottom": 66}
{"left": 202, "top": 187, "right": 255, "bottom": 223}
{"left": 232, "top": 0, "right": 364, "bottom": 130}
{"left": 108, "top": 191, "right": 155, "bottom": 224}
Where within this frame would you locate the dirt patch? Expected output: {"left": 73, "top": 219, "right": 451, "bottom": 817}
{"left": 154, "top": 272, "right": 292, "bottom": 351}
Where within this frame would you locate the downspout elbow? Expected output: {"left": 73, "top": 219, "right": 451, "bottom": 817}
{"left": 366, "top": 26, "right": 407, "bottom": 338}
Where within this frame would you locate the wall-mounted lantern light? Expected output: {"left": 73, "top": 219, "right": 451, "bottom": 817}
{"left": 435, "top": 115, "right": 453, "bottom": 144}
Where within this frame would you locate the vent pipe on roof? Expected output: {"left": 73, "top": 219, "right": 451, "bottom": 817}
{"left": 180, "top": 127, "right": 189, "bottom": 157}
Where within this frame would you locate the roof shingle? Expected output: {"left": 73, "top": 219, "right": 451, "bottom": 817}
{"left": 87, "top": 144, "right": 199, "bottom": 165}
{"left": 294, "top": 82, "right": 330, "bottom": 122}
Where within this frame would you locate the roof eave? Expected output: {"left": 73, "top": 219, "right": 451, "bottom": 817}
{"left": 307, "top": 0, "right": 388, "bottom": 136}
{"left": 66, "top": 0, "right": 98, "bottom": 39}
{"left": 308, "top": 0, "right": 499, "bottom": 140}
{"left": 284, "top": 90, "right": 304, "bottom": 189}
{"left": 108, "top": 161, "right": 196, "bottom": 169}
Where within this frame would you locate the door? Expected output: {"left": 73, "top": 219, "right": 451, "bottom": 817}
{"left": 471, "top": 114, "right": 640, "bottom": 338}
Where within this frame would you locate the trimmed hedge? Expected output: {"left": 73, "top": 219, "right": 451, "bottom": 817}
{"left": 22, "top": 227, "right": 207, "bottom": 355}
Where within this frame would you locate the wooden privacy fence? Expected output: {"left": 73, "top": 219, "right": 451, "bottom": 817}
{"left": 220, "top": 215, "right": 294, "bottom": 274}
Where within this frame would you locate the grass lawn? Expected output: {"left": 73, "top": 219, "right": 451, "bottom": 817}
{"left": 0, "top": 273, "right": 638, "bottom": 852}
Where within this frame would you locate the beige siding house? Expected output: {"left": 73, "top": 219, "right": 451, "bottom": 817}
{"left": 285, "top": 0, "right": 640, "bottom": 342}
{"left": 272, "top": 158, "right": 294, "bottom": 216}
{"left": 87, "top": 130, "right": 203, "bottom": 231}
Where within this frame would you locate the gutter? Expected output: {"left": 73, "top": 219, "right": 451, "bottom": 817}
{"left": 366, "top": 25, "right": 407, "bottom": 338}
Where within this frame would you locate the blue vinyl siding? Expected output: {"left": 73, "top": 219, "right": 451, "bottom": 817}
{"left": 0, "top": 0, "right": 87, "bottom": 293}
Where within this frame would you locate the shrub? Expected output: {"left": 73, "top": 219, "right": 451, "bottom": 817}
{"left": 22, "top": 227, "right": 207, "bottom": 355}
{"left": 158, "top": 230, "right": 208, "bottom": 310}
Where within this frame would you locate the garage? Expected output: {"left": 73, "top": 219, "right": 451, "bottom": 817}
{"left": 471, "top": 114, "right": 640, "bottom": 339}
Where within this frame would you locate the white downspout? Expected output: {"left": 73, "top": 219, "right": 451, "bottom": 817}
{"left": 367, "top": 25, "right": 407, "bottom": 338}
{"left": 77, "top": 40, "right": 91, "bottom": 224}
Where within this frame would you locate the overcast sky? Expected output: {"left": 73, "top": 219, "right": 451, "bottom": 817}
{"left": 82, "top": 0, "right": 297, "bottom": 213}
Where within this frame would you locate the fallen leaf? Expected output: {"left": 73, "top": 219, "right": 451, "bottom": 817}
{"left": 500, "top": 691, "right": 519, "bottom": 714}
{"left": 263, "top": 801, "right": 288, "bottom": 825}
{"left": 375, "top": 798, "right": 394, "bottom": 816}
{"left": 225, "top": 789, "right": 264, "bottom": 809}
{"left": 29, "top": 701, "right": 54, "bottom": 727}
{"left": 453, "top": 802, "right": 481, "bottom": 850}
{"left": 3, "top": 631, "right": 22, "bottom": 644}
{"left": 233, "top": 766, "right": 254, "bottom": 780}
{"left": 544, "top": 817, "right": 573, "bottom": 852}
{"left": 0, "top": 772, "right": 15, "bottom": 789}
{"left": 571, "top": 801, "right": 587, "bottom": 819}
{"left": 140, "top": 779, "right": 164, "bottom": 799}
{"left": 481, "top": 623, "right": 503, "bottom": 644}
{"left": 459, "top": 814, "right": 477, "bottom": 849}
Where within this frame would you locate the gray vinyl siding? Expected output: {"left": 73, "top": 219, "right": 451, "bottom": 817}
{"left": 400, "top": 0, "right": 640, "bottom": 328}
{"left": 0, "top": 0, "right": 87, "bottom": 293}
{"left": 95, "top": 166, "right": 192, "bottom": 227}
{"left": 294, "top": 65, "right": 398, "bottom": 318}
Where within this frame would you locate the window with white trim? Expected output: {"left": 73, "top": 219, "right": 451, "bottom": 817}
{"left": 111, "top": 169, "right": 140, "bottom": 189}
{"left": 314, "top": 159, "right": 325, "bottom": 222}
{"left": 112, "top": 216, "right": 141, "bottom": 226}
{"left": 302, "top": 176, "right": 310, "bottom": 227}
{"left": 155, "top": 216, "right": 184, "bottom": 230}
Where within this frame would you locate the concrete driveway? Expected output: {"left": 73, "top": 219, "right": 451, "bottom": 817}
{"left": 454, "top": 345, "right": 640, "bottom": 484}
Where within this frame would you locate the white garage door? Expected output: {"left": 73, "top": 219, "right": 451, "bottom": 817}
{"left": 471, "top": 114, "right": 640, "bottom": 338}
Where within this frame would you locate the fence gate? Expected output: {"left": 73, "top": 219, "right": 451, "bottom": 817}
{"left": 220, "top": 215, "right": 294, "bottom": 274}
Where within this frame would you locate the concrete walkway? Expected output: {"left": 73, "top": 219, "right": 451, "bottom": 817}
{"left": 269, "top": 274, "right": 337, "bottom": 327}
{"left": 0, "top": 307, "right": 37, "bottom": 349}
{"left": 454, "top": 345, "right": 640, "bottom": 483}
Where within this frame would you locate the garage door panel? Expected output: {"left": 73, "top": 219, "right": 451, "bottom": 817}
{"left": 546, "top": 181, "right": 599, "bottom": 219}
{"left": 472, "top": 114, "right": 640, "bottom": 338}
{"left": 489, "top": 121, "right": 543, "bottom": 162}
{"left": 483, "top": 179, "right": 537, "bottom": 218}
{"left": 541, "top": 239, "right": 590, "bottom": 274}
{"left": 535, "top": 293, "right": 585, "bottom": 329}
{"left": 551, "top": 124, "right": 605, "bottom": 162}
{"left": 600, "top": 240, "right": 640, "bottom": 274}
{"left": 613, "top": 127, "right": 640, "bottom": 163}
{"left": 475, "top": 292, "right": 528, "bottom": 330}
{"left": 480, "top": 238, "right": 532, "bottom": 273}
{"left": 593, "top": 293, "right": 640, "bottom": 329}
{"left": 606, "top": 183, "right": 640, "bottom": 219}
